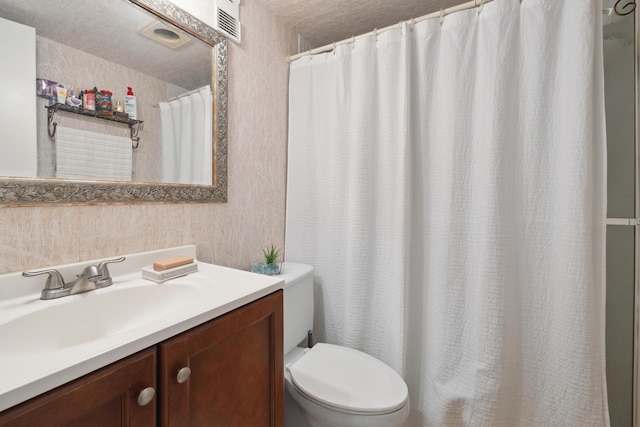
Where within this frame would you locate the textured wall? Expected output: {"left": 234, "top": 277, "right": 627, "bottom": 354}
{"left": 0, "top": 1, "right": 297, "bottom": 274}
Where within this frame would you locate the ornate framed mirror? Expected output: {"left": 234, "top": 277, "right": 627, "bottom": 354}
{"left": 0, "top": 0, "right": 227, "bottom": 206}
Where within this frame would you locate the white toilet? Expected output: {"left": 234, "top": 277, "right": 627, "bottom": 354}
{"left": 280, "top": 262, "right": 410, "bottom": 427}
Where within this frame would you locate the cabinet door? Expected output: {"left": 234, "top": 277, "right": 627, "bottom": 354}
{"left": 160, "top": 291, "right": 284, "bottom": 427}
{"left": 0, "top": 348, "right": 156, "bottom": 427}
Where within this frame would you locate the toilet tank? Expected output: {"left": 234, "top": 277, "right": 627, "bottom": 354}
{"left": 278, "top": 262, "right": 314, "bottom": 354}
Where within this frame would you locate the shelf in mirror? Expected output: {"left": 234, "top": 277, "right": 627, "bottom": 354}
{"left": 46, "top": 104, "right": 144, "bottom": 149}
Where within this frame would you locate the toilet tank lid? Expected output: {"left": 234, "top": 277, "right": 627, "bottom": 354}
{"left": 277, "top": 262, "right": 314, "bottom": 289}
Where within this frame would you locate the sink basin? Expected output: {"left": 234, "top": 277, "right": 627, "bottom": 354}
{"left": 0, "top": 282, "right": 198, "bottom": 352}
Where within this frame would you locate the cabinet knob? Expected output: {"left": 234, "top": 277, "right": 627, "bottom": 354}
{"left": 177, "top": 367, "right": 191, "bottom": 384}
{"left": 137, "top": 387, "right": 155, "bottom": 406}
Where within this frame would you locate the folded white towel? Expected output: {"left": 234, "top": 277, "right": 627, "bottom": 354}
{"left": 56, "top": 126, "right": 132, "bottom": 181}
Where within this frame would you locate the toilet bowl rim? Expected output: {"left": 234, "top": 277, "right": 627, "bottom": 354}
{"left": 288, "top": 377, "right": 410, "bottom": 416}
{"left": 286, "top": 343, "right": 409, "bottom": 414}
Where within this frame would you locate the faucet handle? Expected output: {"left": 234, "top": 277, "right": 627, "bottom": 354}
{"left": 97, "top": 256, "right": 126, "bottom": 277}
{"left": 96, "top": 257, "right": 125, "bottom": 288}
{"left": 22, "top": 269, "right": 65, "bottom": 290}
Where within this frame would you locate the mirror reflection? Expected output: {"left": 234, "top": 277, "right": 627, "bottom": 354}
{"left": 0, "top": 0, "right": 214, "bottom": 185}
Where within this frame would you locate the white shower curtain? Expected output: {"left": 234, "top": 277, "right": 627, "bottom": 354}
{"left": 159, "top": 85, "right": 212, "bottom": 185}
{"left": 285, "top": 0, "right": 608, "bottom": 426}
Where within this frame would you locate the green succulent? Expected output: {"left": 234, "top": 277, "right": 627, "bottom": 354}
{"left": 263, "top": 244, "right": 280, "bottom": 265}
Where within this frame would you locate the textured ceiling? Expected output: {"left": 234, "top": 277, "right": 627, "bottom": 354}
{"left": 259, "top": 0, "right": 470, "bottom": 49}
{"left": 0, "top": 0, "right": 212, "bottom": 90}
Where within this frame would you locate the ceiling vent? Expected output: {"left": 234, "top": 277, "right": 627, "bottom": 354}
{"left": 215, "top": 0, "right": 241, "bottom": 44}
{"left": 138, "top": 20, "right": 191, "bottom": 49}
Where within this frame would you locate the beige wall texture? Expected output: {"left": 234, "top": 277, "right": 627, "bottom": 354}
{"left": 0, "top": 1, "right": 297, "bottom": 274}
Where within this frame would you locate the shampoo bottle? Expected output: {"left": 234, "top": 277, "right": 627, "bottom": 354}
{"left": 124, "top": 87, "right": 137, "bottom": 120}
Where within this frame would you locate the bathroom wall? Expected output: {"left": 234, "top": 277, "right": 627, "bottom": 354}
{"left": 0, "top": 1, "right": 297, "bottom": 274}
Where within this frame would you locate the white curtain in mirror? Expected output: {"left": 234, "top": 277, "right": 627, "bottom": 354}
{"left": 286, "top": 0, "right": 607, "bottom": 425}
{"left": 160, "top": 85, "right": 212, "bottom": 185}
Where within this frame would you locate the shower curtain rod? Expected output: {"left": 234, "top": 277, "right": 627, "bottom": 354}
{"left": 152, "top": 86, "right": 211, "bottom": 107}
{"left": 287, "top": 0, "right": 638, "bottom": 63}
{"left": 287, "top": 0, "right": 494, "bottom": 63}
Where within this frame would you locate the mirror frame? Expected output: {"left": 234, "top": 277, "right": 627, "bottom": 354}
{"left": 0, "top": 0, "right": 227, "bottom": 206}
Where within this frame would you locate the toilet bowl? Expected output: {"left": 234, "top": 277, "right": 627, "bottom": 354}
{"left": 280, "top": 262, "right": 409, "bottom": 427}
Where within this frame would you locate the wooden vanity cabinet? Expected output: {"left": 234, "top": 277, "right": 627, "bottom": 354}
{"left": 160, "top": 290, "right": 284, "bottom": 427}
{"left": 0, "top": 348, "right": 157, "bottom": 427}
{"left": 0, "top": 290, "right": 283, "bottom": 427}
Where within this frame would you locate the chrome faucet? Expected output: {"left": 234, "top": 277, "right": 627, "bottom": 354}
{"left": 23, "top": 257, "right": 126, "bottom": 300}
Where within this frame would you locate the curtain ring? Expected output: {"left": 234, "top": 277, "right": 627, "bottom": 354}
{"left": 351, "top": 36, "right": 355, "bottom": 49}
{"left": 439, "top": 8, "right": 445, "bottom": 25}
{"left": 477, "top": 0, "right": 485, "bottom": 14}
{"left": 332, "top": 42, "right": 336, "bottom": 54}
{"left": 373, "top": 28, "right": 378, "bottom": 40}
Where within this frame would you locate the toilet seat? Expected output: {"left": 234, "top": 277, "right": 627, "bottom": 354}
{"left": 287, "top": 343, "right": 408, "bottom": 415}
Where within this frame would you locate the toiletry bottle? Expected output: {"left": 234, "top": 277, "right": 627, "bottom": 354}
{"left": 97, "top": 90, "right": 113, "bottom": 115}
{"left": 124, "top": 87, "right": 137, "bottom": 120}
{"left": 84, "top": 89, "right": 95, "bottom": 111}
{"left": 56, "top": 84, "right": 68, "bottom": 105}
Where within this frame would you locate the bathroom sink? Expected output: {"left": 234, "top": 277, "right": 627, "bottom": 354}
{"left": 0, "top": 246, "right": 286, "bottom": 413}
{"left": 0, "top": 281, "right": 199, "bottom": 353}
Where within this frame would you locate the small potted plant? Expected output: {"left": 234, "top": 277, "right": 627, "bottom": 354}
{"left": 251, "top": 244, "right": 282, "bottom": 275}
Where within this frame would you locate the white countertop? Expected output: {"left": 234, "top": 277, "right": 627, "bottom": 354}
{"left": 0, "top": 245, "right": 284, "bottom": 412}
